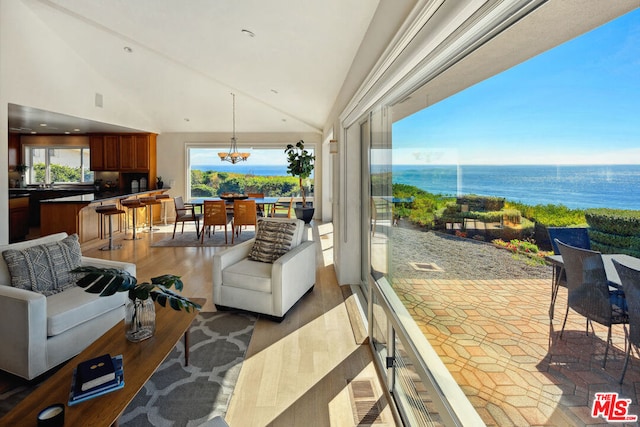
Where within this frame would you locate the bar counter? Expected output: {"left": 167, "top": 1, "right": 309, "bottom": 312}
{"left": 40, "top": 189, "right": 169, "bottom": 243}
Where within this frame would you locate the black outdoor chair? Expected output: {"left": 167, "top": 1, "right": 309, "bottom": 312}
{"left": 612, "top": 260, "right": 640, "bottom": 383}
{"left": 556, "top": 239, "right": 628, "bottom": 368}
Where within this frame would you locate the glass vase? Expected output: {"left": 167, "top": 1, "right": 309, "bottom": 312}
{"left": 125, "top": 298, "right": 156, "bottom": 342}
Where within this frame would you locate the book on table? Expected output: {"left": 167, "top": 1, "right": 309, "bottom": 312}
{"left": 68, "top": 354, "right": 124, "bottom": 406}
{"left": 76, "top": 353, "right": 116, "bottom": 391}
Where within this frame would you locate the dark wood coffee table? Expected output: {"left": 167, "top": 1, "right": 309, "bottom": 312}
{"left": 1, "top": 298, "right": 206, "bottom": 427}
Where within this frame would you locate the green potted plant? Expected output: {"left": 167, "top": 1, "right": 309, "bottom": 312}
{"left": 285, "top": 140, "right": 315, "bottom": 223}
{"left": 73, "top": 266, "right": 201, "bottom": 342}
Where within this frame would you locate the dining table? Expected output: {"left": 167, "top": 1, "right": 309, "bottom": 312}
{"left": 545, "top": 253, "right": 640, "bottom": 319}
{"left": 188, "top": 196, "right": 281, "bottom": 217}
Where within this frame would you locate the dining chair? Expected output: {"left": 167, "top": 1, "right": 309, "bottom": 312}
{"left": 247, "top": 192, "right": 265, "bottom": 217}
{"left": 612, "top": 260, "right": 640, "bottom": 383}
{"left": 201, "top": 200, "right": 229, "bottom": 244}
{"left": 271, "top": 197, "right": 293, "bottom": 218}
{"left": 556, "top": 239, "right": 628, "bottom": 368}
{"left": 547, "top": 227, "right": 591, "bottom": 319}
{"left": 232, "top": 199, "right": 257, "bottom": 243}
{"left": 172, "top": 196, "right": 203, "bottom": 239}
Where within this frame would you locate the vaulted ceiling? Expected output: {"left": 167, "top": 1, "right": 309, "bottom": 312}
{"left": 10, "top": 0, "right": 383, "bottom": 134}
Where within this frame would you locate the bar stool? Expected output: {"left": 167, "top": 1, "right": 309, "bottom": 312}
{"left": 140, "top": 195, "right": 161, "bottom": 232}
{"left": 95, "top": 204, "right": 125, "bottom": 251}
{"left": 121, "top": 198, "right": 144, "bottom": 240}
{"left": 156, "top": 193, "right": 173, "bottom": 225}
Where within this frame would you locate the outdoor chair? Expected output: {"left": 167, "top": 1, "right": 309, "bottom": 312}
{"left": 232, "top": 200, "right": 257, "bottom": 244}
{"left": 201, "top": 200, "right": 230, "bottom": 244}
{"left": 547, "top": 227, "right": 591, "bottom": 319}
{"left": 172, "top": 196, "right": 203, "bottom": 239}
{"left": 612, "top": 260, "right": 640, "bottom": 384}
{"left": 556, "top": 239, "right": 628, "bottom": 368}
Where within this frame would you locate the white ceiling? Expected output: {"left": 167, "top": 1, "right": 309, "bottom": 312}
{"left": 10, "top": 0, "right": 382, "bottom": 134}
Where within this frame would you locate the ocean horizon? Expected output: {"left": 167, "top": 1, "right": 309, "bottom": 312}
{"left": 391, "top": 164, "right": 640, "bottom": 210}
{"left": 191, "top": 164, "right": 640, "bottom": 210}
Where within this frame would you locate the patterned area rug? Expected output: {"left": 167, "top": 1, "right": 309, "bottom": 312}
{"left": 151, "top": 230, "right": 255, "bottom": 247}
{"left": 0, "top": 312, "right": 255, "bottom": 426}
{"left": 121, "top": 312, "right": 255, "bottom": 426}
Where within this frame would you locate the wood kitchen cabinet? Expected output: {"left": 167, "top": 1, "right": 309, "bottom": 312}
{"left": 9, "top": 196, "right": 30, "bottom": 243}
{"left": 90, "top": 135, "right": 119, "bottom": 171}
{"left": 120, "top": 134, "right": 150, "bottom": 171}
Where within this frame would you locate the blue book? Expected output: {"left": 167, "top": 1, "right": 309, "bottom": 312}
{"left": 68, "top": 355, "right": 124, "bottom": 406}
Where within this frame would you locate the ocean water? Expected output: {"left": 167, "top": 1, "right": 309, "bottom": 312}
{"left": 392, "top": 164, "right": 640, "bottom": 210}
{"left": 192, "top": 164, "right": 640, "bottom": 210}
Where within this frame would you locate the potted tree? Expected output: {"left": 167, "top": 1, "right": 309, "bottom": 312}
{"left": 73, "top": 266, "right": 201, "bottom": 342}
{"left": 285, "top": 140, "right": 315, "bottom": 223}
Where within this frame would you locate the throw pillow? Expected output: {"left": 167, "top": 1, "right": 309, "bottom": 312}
{"left": 2, "top": 234, "right": 82, "bottom": 296}
{"left": 249, "top": 219, "right": 298, "bottom": 263}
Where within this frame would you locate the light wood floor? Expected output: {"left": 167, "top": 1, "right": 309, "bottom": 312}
{"left": 79, "top": 222, "right": 396, "bottom": 426}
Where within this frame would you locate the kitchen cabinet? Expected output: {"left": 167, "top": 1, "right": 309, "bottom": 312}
{"left": 9, "top": 196, "right": 30, "bottom": 243}
{"left": 90, "top": 135, "right": 119, "bottom": 171}
{"left": 120, "top": 134, "right": 150, "bottom": 171}
{"left": 8, "top": 133, "right": 20, "bottom": 170}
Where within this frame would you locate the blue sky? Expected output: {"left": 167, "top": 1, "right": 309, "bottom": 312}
{"left": 393, "top": 8, "right": 640, "bottom": 165}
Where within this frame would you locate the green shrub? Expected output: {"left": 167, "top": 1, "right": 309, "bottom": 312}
{"left": 585, "top": 208, "right": 640, "bottom": 236}
{"left": 506, "top": 201, "right": 586, "bottom": 227}
{"left": 588, "top": 229, "right": 640, "bottom": 253}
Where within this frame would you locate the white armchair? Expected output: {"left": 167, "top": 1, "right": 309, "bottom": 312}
{"left": 0, "top": 232, "right": 135, "bottom": 380}
{"left": 213, "top": 217, "right": 316, "bottom": 321}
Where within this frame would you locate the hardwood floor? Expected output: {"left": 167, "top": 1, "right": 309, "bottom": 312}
{"left": 79, "top": 222, "right": 396, "bottom": 426}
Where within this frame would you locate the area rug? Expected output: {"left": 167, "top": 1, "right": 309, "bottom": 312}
{"left": 152, "top": 229, "right": 255, "bottom": 247}
{"left": 120, "top": 311, "right": 255, "bottom": 426}
{"left": 0, "top": 312, "right": 255, "bottom": 426}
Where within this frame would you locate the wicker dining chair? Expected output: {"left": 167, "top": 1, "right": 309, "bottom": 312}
{"left": 556, "top": 239, "right": 628, "bottom": 368}
{"left": 201, "top": 200, "right": 229, "bottom": 244}
{"left": 247, "top": 192, "right": 265, "bottom": 217}
{"left": 231, "top": 199, "right": 257, "bottom": 243}
{"left": 612, "top": 260, "right": 640, "bottom": 384}
{"left": 271, "top": 197, "right": 293, "bottom": 218}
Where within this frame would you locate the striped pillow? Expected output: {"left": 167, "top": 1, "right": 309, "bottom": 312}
{"left": 249, "top": 219, "right": 298, "bottom": 263}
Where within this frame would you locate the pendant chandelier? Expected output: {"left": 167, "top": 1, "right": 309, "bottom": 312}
{"left": 218, "top": 93, "right": 250, "bottom": 164}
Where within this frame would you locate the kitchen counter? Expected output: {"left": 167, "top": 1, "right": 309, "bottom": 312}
{"left": 39, "top": 188, "right": 169, "bottom": 242}
{"left": 40, "top": 188, "right": 168, "bottom": 204}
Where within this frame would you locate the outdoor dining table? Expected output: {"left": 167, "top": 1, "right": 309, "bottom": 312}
{"left": 545, "top": 253, "right": 640, "bottom": 319}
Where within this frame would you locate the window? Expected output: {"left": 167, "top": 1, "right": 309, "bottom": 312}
{"left": 24, "top": 146, "right": 93, "bottom": 184}
{"left": 186, "top": 146, "right": 314, "bottom": 199}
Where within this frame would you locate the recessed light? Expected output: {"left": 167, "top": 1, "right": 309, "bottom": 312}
{"left": 241, "top": 29, "right": 255, "bottom": 38}
{"left": 39, "top": 123, "right": 47, "bottom": 127}
{"left": 31, "top": 131, "right": 37, "bottom": 134}
{"left": 64, "top": 131, "right": 70, "bottom": 134}
{"left": 124, "top": 46, "right": 133, "bottom": 53}
{"left": 73, "top": 129, "right": 81, "bottom": 132}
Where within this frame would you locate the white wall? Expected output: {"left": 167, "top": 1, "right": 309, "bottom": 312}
{"left": 0, "top": 1, "right": 157, "bottom": 244}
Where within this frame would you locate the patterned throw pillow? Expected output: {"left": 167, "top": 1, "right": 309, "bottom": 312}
{"left": 248, "top": 220, "right": 298, "bottom": 263}
{"left": 2, "top": 234, "right": 82, "bottom": 296}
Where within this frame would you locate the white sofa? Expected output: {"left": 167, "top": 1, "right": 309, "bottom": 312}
{"left": 213, "top": 218, "right": 316, "bottom": 320}
{"left": 0, "top": 232, "right": 134, "bottom": 380}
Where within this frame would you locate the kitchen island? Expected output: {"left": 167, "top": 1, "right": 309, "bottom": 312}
{"left": 40, "top": 189, "right": 169, "bottom": 243}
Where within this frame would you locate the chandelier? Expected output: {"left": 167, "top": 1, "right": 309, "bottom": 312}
{"left": 218, "top": 93, "right": 250, "bottom": 164}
